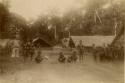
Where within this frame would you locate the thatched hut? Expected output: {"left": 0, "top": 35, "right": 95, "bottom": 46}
{"left": 111, "top": 25, "right": 124, "bottom": 47}
{"left": 32, "top": 37, "right": 52, "bottom": 48}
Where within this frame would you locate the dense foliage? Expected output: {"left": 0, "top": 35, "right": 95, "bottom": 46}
{"left": 0, "top": 0, "right": 124, "bottom": 43}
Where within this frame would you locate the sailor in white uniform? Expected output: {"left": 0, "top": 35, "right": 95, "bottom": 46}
{"left": 11, "top": 39, "right": 20, "bottom": 58}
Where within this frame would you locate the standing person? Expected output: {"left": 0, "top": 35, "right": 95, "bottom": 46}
{"left": 0, "top": 46, "right": 4, "bottom": 73}
{"left": 68, "top": 37, "right": 75, "bottom": 50}
{"left": 29, "top": 42, "right": 34, "bottom": 61}
{"left": 11, "top": 39, "right": 20, "bottom": 58}
{"left": 35, "top": 46, "right": 43, "bottom": 63}
{"left": 92, "top": 44, "right": 98, "bottom": 62}
{"left": 67, "top": 51, "right": 78, "bottom": 63}
{"left": 23, "top": 42, "right": 28, "bottom": 62}
{"left": 120, "top": 46, "right": 124, "bottom": 60}
{"left": 111, "top": 45, "right": 116, "bottom": 60}
{"left": 22, "top": 42, "right": 26, "bottom": 62}
{"left": 110, "top": 45, "right": 114, "bottom": 61}
{"left": 101, "top": 43, "right": 107, "bottom": 62}
{"left": 107, "top": 44, "right": 114, "bottom": 62}
{"left": 23, "top": 41, "right": 30, "bottom": 62}
{"left": 106, "top": 44, "right": 111, "bottom": 62}
{"left": 62, "top": 38, "right": 67, "bottom": 48}
{"left": 77, "top": 40, "right": 84, "bottom": 62}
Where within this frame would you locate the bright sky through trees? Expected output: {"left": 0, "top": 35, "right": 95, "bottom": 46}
{"left": 6, "top": 0, "right": 86, "bottom": 21}
{"left": 0, "top": 0, "right": 123, "bottom": 21}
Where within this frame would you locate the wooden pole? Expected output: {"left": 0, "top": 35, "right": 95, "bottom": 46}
{"left": 54, "top": 26, "right": 57, "bottom": 39}
{"left": 95, "top": 10, "right": 102, "bottom": 24}
{"left": 68, "top": 30, "right": 70, "bottom": 38}
{"left": 114, "top": 22, "right": 117, "bottom": 37}
{"left": 114, "top": 18, "right": 118, "bottom": 37}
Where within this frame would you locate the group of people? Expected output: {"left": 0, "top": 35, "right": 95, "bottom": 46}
{"left": 58, "top": 40, "right": 85, "bottom": 63}
{"left": 14, "top": 39, "right": 124, "bottom": 63}
{"left": 58, "top": 51, "right": 78, "bottom": 63}
{"left": 22, "top": 41, "right": 34, "bottom": 61}
{"left": 22, "top": 41, "right": 44, "bottom": 63}
{"left": 92, "top": 44, "right": 124, "bottom": 62}
{"left": 62, "top": 37, "right": 75, "bottom": 49}
{"left": 21, "top": 39, "right": 85, "bottom": 63}
{"left": 60, "top": 38, "right": 124, "bottom": 63}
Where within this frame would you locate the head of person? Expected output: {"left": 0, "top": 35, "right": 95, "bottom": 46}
{"left": 28, "top": 42, "right": 30, "bottom": 45}
{"left": 38, "top": 45, "right": 41, "bottom": 49}
{"left": 92, "top": 44, "right": 95, "bottom": 47}
{"left": 107, "top": 44, "right": 111, "bottom": 47}
{"left": 69, "top": 37, "right": 72, "bottom": 39}
{"left": 79, "top": 40, "right": 83, "bottom": 44}
{"left": 103, "top": 43, "right": 106, "bottom": 47}
{"left": 73, "top": 51, "right": 77, "bottom": 55}
{"left": 59, "top": 52, "right": 63, "bottom": 56}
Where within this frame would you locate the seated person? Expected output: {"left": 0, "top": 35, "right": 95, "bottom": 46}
{"left": 35, "top": 49, "right": 43, "bottom": 63}
{"left": 67, "top": 51, "right": 78, "bottom": 63}
{"left": 58, "top": 52, "right": 66, "bottom": 63}
{"left": 67, "top": 56, "right": 72, "bottom": 63}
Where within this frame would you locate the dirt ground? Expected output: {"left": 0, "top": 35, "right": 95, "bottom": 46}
{"left": 0, "top": 50, "right": 124, "bottom": 83}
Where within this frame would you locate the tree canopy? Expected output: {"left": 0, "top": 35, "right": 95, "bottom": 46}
{"left": 0, "top": 3, "right": 9, "bottom": 38}
{"left": 0, "top": 0, "right": 124, "bottom": 44}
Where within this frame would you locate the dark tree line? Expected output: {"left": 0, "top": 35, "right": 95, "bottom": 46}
{"left": 0, "top": 3, "right": 9, "bottom": 38}
{"left": 0, "top": 0, "right": 124, "bottom": 43}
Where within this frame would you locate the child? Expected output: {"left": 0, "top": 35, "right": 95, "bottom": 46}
{"left": 58, "top": 52, "right": 66, "bottom": 63}
{"left": 67, "top": 51, "right": 78, "bottom": 63}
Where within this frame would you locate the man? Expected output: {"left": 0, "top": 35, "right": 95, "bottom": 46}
{"left": 11, "top": 39, "right": 20, "bottom": 58}
{"left": 92, "top": 44, "right": 98, "bottom": 62}
{"left": 23, "top": 41, "right": 30, "bottom": 62}
{"left": 0, "top": 46, "right": 4, "bottom": 73}
{"left": 100, "top": 43, "right": 107, "bottom": 62}
{"left": 120, "top": 46, "right": 124, "bottom": 60}
{"left": 35, "top": 46, "right": 43, "bottom": 63}
{"left": 29, "top": 43, "right": 34, "bottom": 61}
{"left": 77, "top": 40, "right": 84, "bottom": 62}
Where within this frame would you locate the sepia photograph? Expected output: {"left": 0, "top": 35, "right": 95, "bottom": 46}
{"left": 0, "top": 0, "right": 124, "bottom": 83}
